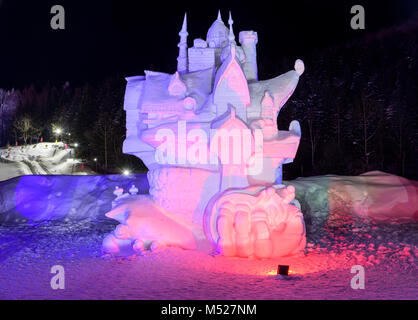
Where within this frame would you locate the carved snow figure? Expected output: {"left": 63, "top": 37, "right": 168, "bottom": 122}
{"left": 103, "top": 11, "right": 306, "bottom": 258}
{"left": 204, "top": 185, "right": 306, "bottom": 258}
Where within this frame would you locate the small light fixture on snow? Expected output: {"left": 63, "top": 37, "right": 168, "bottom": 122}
{"left": 277, "top": 265, "right": 289, "bottom": 276}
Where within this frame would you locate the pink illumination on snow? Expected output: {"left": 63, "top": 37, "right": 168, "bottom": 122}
{"left": 214, "top": 46, "right": 251, "bottom": 108}
{"left": 204, "top": 185, "right": 306, "bottom": 259}
{"left": 153, "top": 245, "right": 372, "bottom": 278}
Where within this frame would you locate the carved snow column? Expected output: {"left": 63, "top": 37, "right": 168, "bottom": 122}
{"left": 177, "top": 13, "right": 188, "bottom": 74}
{"left": 239, "top": 31, "right": 258, "bottom": 82}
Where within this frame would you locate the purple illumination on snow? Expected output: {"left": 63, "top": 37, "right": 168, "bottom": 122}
{"left": 12, "top": 174, "right": 149, "bottom": 222}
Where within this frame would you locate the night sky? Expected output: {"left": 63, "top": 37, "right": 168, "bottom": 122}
{"left": 0, "top": 0, "right": 417, "bottom": 89}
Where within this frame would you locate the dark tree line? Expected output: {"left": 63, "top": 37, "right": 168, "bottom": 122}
{"left": 1, "top": 18, "right": 417, "bottom": 179}
{"left": 0, "top": 78, "right": 144, "bottom": 173}
{"left": 279, "top": 19, "right": 418, "bottom": 180}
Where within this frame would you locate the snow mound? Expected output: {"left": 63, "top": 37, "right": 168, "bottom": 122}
{"left": 285, "top": 171, "right": 418, "bottom": 231}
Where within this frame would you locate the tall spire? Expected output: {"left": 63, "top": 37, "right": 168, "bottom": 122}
{"left": 177, "top": 12, "right": 188, "bottom": 74}
{"left": 217, "top": 10, "right": 222, "bottom": 21}
{"left": 228, "top": 11, "right": 235, "bottom": 44}
{"left": 179, "top": 12, "right": 188, "bottom": 37}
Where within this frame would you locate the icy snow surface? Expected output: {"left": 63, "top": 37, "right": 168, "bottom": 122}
{"left": 0, "top": 218, "right": 416, "bottom": 299}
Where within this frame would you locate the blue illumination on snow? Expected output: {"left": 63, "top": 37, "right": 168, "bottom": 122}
{"left": 12, "top": 174, "right": 149, "bottom": 222}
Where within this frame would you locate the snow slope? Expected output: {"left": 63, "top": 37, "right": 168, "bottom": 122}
{"left": 0, "top": 142, "right": 92, "bottom": 181}
{"left": 0, "top": 159, "right": 30, "bottom": 181}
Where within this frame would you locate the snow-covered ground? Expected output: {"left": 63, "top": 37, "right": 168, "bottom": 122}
{"left": 0, "top": 218, "right": 416, "bottom": 299}
{"left": 0, "top": 142, "right": 92, "bottom": 181}
{"left": 0, "top": 172, "right": 416, "bottom": 299}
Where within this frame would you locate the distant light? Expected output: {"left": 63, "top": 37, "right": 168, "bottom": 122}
{"left": 277, "top": 265, "right": 289, "bottom": 276}
{"left": 94, "top": 158, "right": 97, "bottom": 161}
{"left": 55, "top": 128, "right": 62, "bottom": 135}
{"left": 74, "top": 143, "right": 78, "bottom": 148}
{"left": 123, "top": 170, "right": 130, "bottom": 176}
{"left": 68, "top": 133, "right": 71, "bottom": 136}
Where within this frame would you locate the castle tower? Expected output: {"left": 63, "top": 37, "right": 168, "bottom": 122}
{"left": 177, "top": 13, "right": 188, "bottom": 74}
{"left": 239, "top": 31, "right": 258, "bottom": 81}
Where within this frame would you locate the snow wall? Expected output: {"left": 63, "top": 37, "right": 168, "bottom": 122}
{"left": 0, "top": 174, "right": 149, "bottom": 223}
{"left": 0, "top": 171, "right": 416, "bottom": 226}
{"left": 285, "top": 171, "right": 418, "bottom": 230}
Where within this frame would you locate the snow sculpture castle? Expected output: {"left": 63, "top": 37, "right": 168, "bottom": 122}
{"left": 103, "top": 12, "right": 307, "bottom": 259}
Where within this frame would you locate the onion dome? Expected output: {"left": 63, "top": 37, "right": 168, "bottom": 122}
{"left": 206, "top": 11, "right": 229, "bottom": 48}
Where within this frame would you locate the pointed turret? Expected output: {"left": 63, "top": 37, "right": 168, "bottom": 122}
{"left": 217, "top": 10, "right": 222, "bottom": 21}
{"left": 228, "top": 11, "right": 235, "bottom": 44}
{"left": 177, "top": 13, "right": 188, "bottom": 74}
